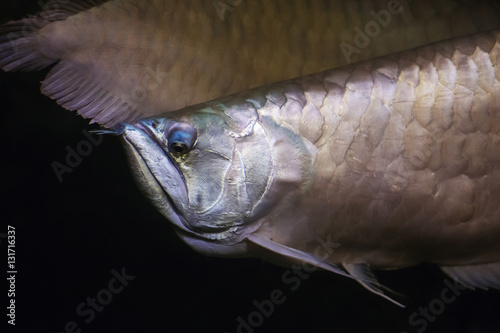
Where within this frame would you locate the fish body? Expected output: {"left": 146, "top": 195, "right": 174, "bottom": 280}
{"left": 3, "top": 0, "right": 500, "bottom": 126}
{"left": 122, "top": 30, "right": 500, "bottom": 301}
{"left": 2, "top": 0, "right": 500, "bottom": 304}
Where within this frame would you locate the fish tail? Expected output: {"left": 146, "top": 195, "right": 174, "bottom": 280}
{"left": 0, "top": 0, "right": 105, "bottom": 72}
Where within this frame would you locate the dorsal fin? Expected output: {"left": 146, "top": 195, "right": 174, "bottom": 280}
{"left": 441, "top": 262, "right": 500, "bottom": 290}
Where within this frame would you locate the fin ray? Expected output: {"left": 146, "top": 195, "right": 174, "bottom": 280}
{"left": 0, "top": 0, "right": 132, "bottom": 127}
{"left": 247, "top": 234, "right": 405, "bottom": 306}
{"left": 441, "top": 262, "right": 500, "bottom": 290}
{"left": 344, "top": 263, "right": 405, "bottom": 307}
{"left": 247, "top": 234, "right": 355, "bottom": 280}
{"left": 0, "top": 1, "right": 107, "bottom": 71}
{"left": 39, "top": 62, "right": 139, "bottom": 127}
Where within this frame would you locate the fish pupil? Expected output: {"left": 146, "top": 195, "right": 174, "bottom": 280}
{"left": 171, "top": 142, "right": 187, "bottom": 154}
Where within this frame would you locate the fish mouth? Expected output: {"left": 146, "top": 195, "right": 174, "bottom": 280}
{"left": 121, "top": 123, "right": 193, "bottom": 234}
{"left": 121, "top": 122, "right": 245, "bottom": 242}
{"left": 134, "top": 122, "right": 169, "bottom": 157}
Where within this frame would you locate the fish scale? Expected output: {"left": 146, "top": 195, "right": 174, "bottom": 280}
{"left": 3, "top": 0, "right": 500, "bottom": 127}
{"left": 113, "top": 29, "right": 500, "bottom": 304}
{"left": 243, "top": 31, "right": 500, "bottom": 268}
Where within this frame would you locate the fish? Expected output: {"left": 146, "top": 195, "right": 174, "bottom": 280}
{"left": 1, "top": 0, "right": 500, "bottom": 322}
{"left": 118, "top": 30, "right": 500, "bottom": 305}
{"left": 2, "top": 0, "right": 500, "bottom": 127}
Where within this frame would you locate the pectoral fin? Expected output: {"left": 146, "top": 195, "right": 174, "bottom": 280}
{"left": 247, "top": 234, "right": 405, "bottom": 306}
{"left": 441, "top": 262, "right": 500, "bottom": 290}
{"left": 343, "top": 263, "right": 405, "bottom": 307}
{"left": 247, "top": 234, "right": 354, "bottom": 280}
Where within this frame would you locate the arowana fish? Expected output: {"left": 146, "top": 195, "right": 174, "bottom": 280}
{"left": 1, "top": 0, "right": 500, "bottom": 307}
{"left": 119, "top": 29, "right": 500, "bottom": 305}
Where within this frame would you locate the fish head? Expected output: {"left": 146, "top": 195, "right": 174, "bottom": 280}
{"left": 120, "top": 97, "right": 315, "bottom": 256}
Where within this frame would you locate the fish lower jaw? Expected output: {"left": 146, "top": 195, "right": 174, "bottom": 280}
{"left": 174, "top": 228, "right": 252, "bottom": 258}
{"left": 121, "top": 130, "right": 193, "bottom": 233}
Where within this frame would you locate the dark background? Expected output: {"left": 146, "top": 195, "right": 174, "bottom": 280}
{"left": 1, "top": 1, "right": 499, "bottom": 333}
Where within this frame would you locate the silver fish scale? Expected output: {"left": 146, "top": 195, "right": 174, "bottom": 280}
{"left": 243, "top": 31, "right": 500, "bottom": 268}
{"left": 5, "top": 0, "right": 500, "bottom": 127}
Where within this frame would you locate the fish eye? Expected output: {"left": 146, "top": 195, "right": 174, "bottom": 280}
{"left": 166, "top": 123, "right": 197, "bottom": 157}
